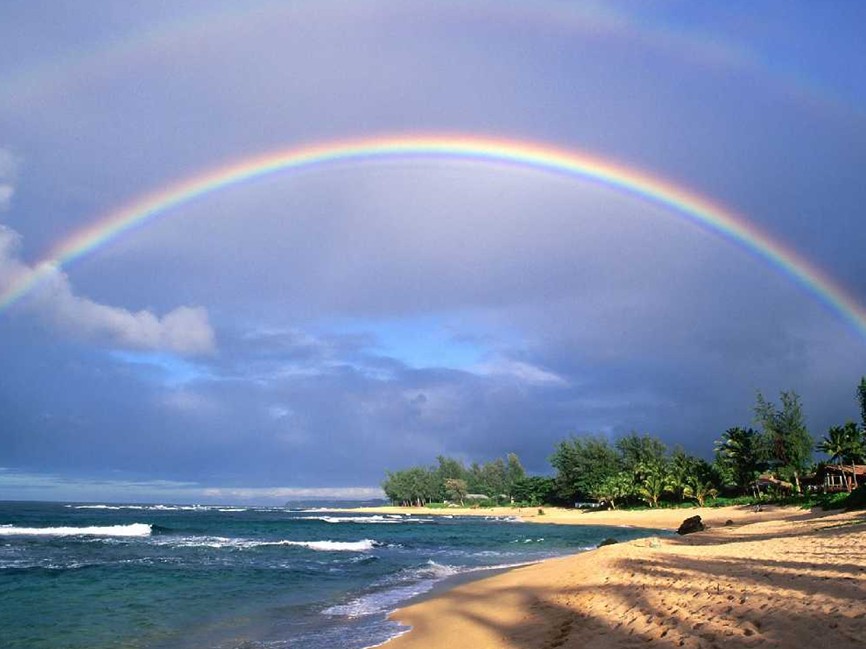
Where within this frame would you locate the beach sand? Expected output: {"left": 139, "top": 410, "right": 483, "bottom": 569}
{"left": 351, "top": 504, "right": 800, "bottom": 530}
{"left": 380, "top": 506, "right": 866, "bottom": 648}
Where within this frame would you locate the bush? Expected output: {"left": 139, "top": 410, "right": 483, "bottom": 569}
{"left": 810, "top": 492, "right": 850, "bottom": 510}
{"left": 844, "top": 485, "right": 866, "bottom": 510}
{"left": 707, "top": 496, "right": 756, "bottom": 507}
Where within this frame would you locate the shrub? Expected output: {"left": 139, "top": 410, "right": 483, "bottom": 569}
{"left": 844, "top": 485, "right": 866, "bottom": 510}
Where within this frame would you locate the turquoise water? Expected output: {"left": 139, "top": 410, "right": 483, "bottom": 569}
{"left": 0, "top": 502, "right": 654, "bottom": 648}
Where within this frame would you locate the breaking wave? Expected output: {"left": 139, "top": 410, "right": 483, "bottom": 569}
{"left": 323, "top": 559, "right": 533, "bottom": 618}
{"left": 304, "top": 515, "right": 431, "bottom": 525}
{"left": 0, "top": 523, "right": 152, "bottom": 537}
{"left": 149, "top": 536, "right": 382, "bottom": 552}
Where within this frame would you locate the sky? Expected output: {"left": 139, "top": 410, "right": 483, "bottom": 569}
{"left": 1, "top": 0, "right": 865, "bottom": 504}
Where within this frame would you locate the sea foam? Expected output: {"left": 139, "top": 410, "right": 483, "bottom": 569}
{"left": 280, "top": 539, "right": 380, "bottom": 552}
{"left": 323, "top": 559, "right": 532, "bottom": 618}
{"left": 306, "top": 515, "right": 431, "bottom": 525}
{"left": 0, "top": 523, "right": 152, "bottom": 537}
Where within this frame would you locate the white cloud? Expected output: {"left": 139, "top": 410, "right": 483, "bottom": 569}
{"left": 0, "top": 225, "right": 215, "bottom": 355}
{"left": 472, "top": 357, "right": 568, "bottom": 386}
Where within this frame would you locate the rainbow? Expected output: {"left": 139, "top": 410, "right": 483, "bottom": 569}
{"left": 2, "top": 133, "right": 865, "bottom": 338}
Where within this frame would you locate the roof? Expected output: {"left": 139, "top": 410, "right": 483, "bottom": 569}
{"left": 751, "top": 474, "right": 794, "bottom": 490}
{"left": 825, "top": 464, "right": 866, "bottom": 477}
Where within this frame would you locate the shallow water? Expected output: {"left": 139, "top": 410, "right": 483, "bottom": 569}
{"left": 0, "top": 501, "right": 654, "bottom": 648}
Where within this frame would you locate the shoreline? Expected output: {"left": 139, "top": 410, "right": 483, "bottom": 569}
{"left": 376, "top": 505, "right": 866, "bottom": 648}
{"left": 345, "top": 503, "right": 802, "bottom": 531}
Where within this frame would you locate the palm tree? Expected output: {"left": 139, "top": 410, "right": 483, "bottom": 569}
{"left": 668, "top": 448, "right": 693, "bottom": 502}
{"left": 817, "top": 422, "right": 863, "bottom": 491}
{"left": 714, "top": 427, "right": 760, "bottom": 494}
{"left": 591, "top": 472, "right": 633, "bottom": 510}
{"left": 683, "top": 474, "right": 718, "bottom": 507}
{"left": 635, "top": 461, "right": 670, "bottom": 508}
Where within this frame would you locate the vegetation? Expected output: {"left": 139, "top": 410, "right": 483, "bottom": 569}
{"left": 714, "top": 427, "right": 761, "bottom": 494}
{"left": 382, "top": 378, "right": 866, "bottom": 510}
{"left": 754, "top": 390, "right": 813, "bottom": 492}
{"left": 549, "top": 435, "right": 620, "bottom": 504}
{"left": 858, "top": 377, "right": 866, "bottom": 429}
{"left": 382, "top": 453, "right": 526, "bottom": 506}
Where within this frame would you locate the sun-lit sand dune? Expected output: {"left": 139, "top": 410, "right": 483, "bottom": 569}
{"left": 382, "top": 507, "right": 866, "bottom": 648}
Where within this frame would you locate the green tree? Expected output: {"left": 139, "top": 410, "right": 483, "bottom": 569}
{"left": 754, "top": 390, "right": 813, "bottom": 492}
{"left": 590, "top": 472, "right": 634, "bottom": 510}
{"left": 680, "top": 458, "right": 719, "bottom": 506}
{"left": 466, "top": 462, "right": 484, "bottom": 495}
{"left": 634, "top": 461, "right": 670, "bottom": 508}
{"left": 858, "top": 377, "right": 866, "bottom": 430}
{"left": 443, "top": 478, "right": 468, "bottom": 506}
{"left": 817, "top": 422, "right": 863, "bottom": 491}
{"left": 382, "top": 466, "right": 439, "bottom": 506}
{"left": 434, "top": 456, "right": 467, "bottom": 500}
{"left": 683, "top": 473, "right": 718, "bottom": 507}
{"left": 668, "top": 447, "right": 701, "bottom": 502}
{"left": 480, "top": 457, "right": 508, "bottom": 499}
{"left": 511, "top": 476, "right": 556, "bottom": 506}
{"left": 714, "top": 427, "right": 761, "bottom": 494}
{"left": 505, "top": 453, "right": 526, "bottom": 498}
{"left": 616, "top": 433, "right": 668, "bottom": 472}
{"left": 550, "top": 435, "right": 621, "bottom": 503}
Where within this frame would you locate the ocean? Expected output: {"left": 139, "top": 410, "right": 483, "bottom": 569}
{"left": 0, "top": 501, "right": 655, "bottom": 648}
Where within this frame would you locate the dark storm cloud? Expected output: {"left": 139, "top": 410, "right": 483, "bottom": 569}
{"left": 1, "top": 1, "right": 865, "bottom": 502}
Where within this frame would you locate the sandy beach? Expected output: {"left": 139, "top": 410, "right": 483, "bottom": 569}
{"left": 351, "top": 504, "right": 799, "bottom": 530}
{"left": 379, "top": 506, "right": 866, "bottom": 648}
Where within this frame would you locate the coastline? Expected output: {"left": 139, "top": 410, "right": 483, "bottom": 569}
{"left": 347, "top": 503, "right": 802, "bottom": 530}
{"left": 375, "top": 505, "right": 866, "bottom": 648}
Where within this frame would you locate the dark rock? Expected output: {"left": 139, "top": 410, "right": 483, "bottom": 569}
{"left": 676, "top": 515, "right": 705, "bottom": 535}
{"left": 597, "top": 537, "right": 619, "bottom": 547}
{"left": 724, "top": 519, "right": 734, "bottom": 527}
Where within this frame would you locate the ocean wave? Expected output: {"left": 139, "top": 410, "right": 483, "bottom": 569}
{"left": 323, "top": 559, "right": 532, "bottom": 618}
{"left": 483, "top": 515, "right": 525, "bottom": 523}
{"left": 303, "top": 515, "right": 431, "bottom": 525}
{"left": 279, "top": 539, "right": 381, "bottom": 552}
{"left": 0, "top": 559, "right": 99, "bottom": 571}
{"left": 67, "top": 504, "right": 204, "bottom": 511}
{"left": 148, "top": 536, "right": 382, "bottom": 552}
{"left": 322, "top": 581, "right": 432, "bottom": 618}
{"left": 0, "top": 523, "right": 152, "bottom": 537}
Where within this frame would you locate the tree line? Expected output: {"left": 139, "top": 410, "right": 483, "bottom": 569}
{"left": 382, "top": 379, "right": 866, "bottom": 508}
{"left": 382, "top": 453, "right": 541, "bottom": 506}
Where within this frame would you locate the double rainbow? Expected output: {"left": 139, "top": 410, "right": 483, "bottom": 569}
{"left": 2, "top": 134, "right": 864, "bottom": 339}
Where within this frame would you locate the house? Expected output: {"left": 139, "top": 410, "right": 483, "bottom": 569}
{"left": 823, "top": 464, "right": 866, "bottom": 493}
{"left": 750, "top": 474, "right": 793, "bottom": 497}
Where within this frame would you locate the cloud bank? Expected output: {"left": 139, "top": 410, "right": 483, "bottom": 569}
{"left": 0, "top": 226, "right": 215, "bottom": 355}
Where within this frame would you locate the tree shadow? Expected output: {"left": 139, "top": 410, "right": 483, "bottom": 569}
{"left": 391, "top": 515, "right": 866, "bottom": 648}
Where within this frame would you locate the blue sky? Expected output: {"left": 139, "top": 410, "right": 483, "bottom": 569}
{"left": 1, "top": 0, "right": 865, "bottom": 503}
